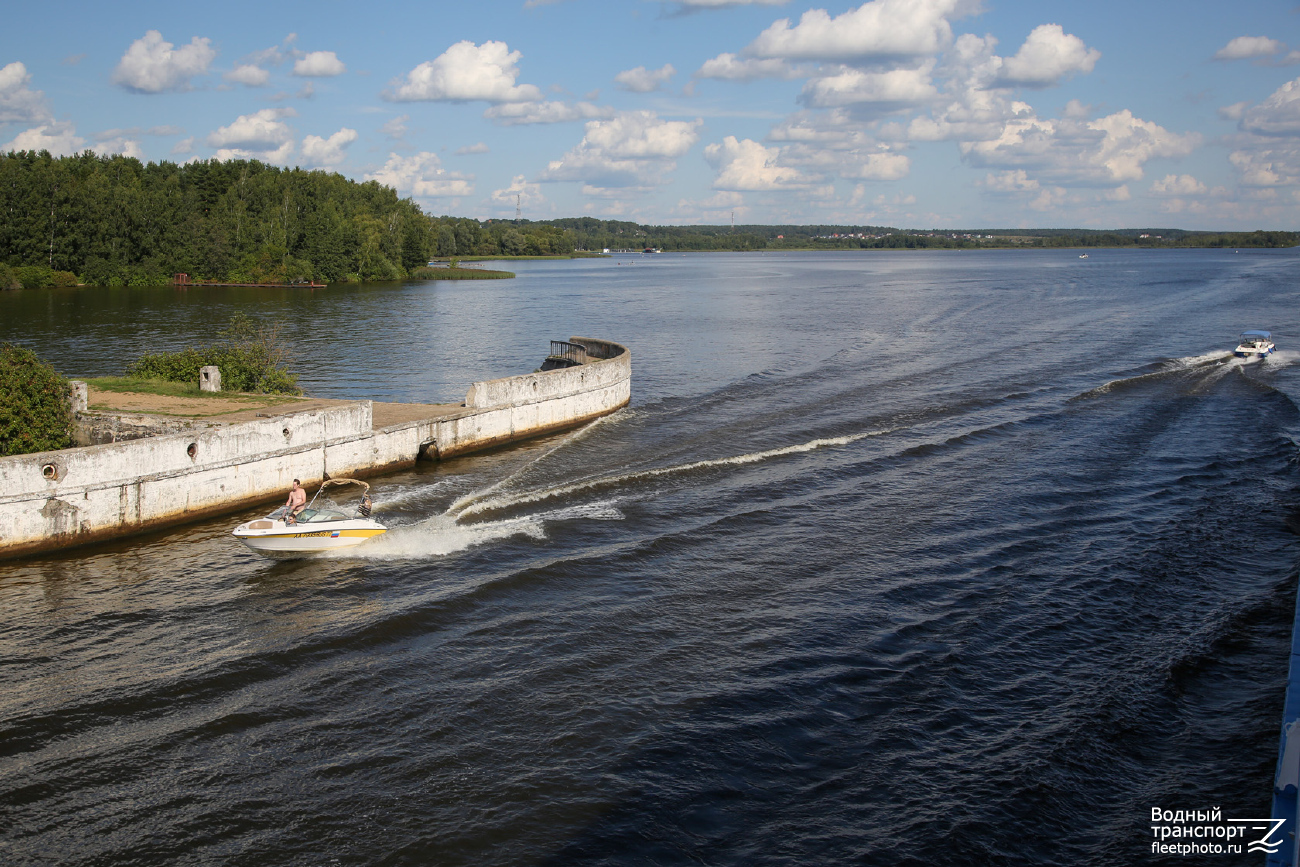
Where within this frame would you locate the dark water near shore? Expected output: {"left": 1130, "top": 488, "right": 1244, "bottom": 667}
{"left": 2, "top": 250, "right": 1299, "bottom": 865}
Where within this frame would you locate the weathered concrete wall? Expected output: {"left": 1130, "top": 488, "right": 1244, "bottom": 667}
{"left": 364, "top": 337, "right": 630, "bottom": 461}
{"left": 0, "top": 339, "right": 630, "bottom": 559}
{"left": 72, "top": 411, "right": 210, "bottom": 447}
{"left": 0, "top": 403, "right": 376, "bottom": 558}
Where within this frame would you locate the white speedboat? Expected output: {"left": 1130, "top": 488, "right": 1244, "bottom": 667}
{"left": 232, "top": 479, "right": 387, "bottom": 558}
{"left": 1234, "top": 330, "right": 1275, "bottom": 359}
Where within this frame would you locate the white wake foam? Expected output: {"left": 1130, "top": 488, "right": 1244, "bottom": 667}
{"left": 451, "top": 428, "right": 892, "bottom": 520}
{"left": 446, "top": 413, "right": 622, "bottom": 516}
{"left": 1170, "top": 351, "right": 1234, "bottom": 368}
{"left": 335, "top": 499, "right": 625, "bottom": 561}
{"left": 1263, "top": 350, "right": 1300, "bottom": 368}
{"left": 340, "top": 421, "right": 883, "bottom": 559}
{"left": 1089, "top": 353, "right": 1242, "bottom": 395}
{"left": 336, "top": 513, "right": 546, "bottom": 560}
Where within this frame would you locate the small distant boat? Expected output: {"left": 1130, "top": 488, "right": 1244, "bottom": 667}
{"left": 1234, "top": 330, "right": 1275, "bottom": 359}
{"left": 232, "top": 479, "right": 386, "bottom": 558}
{"left": 1078, "top": 253, "right": 1089, "bottom": 259}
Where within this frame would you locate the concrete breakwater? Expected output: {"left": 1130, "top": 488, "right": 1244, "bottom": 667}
{"left": 0, "top": 337, "right": 630, "bottom": 560}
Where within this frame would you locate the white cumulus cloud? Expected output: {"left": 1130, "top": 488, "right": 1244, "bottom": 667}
{"left": 366, "top": 152, "right": 474, "bottom": 198}
{"left": 983, "top": 169, "right": 1039, "bottom": 192}
{"left": 782, "top": 141, "right": 910, "bottom": 180}
{"left": 207, "top": 108, "right": 297, "bottom": 162}
{"left": 490, "top": 174, "right": 546, "bottom": 210}
{"left": 1229, "top": 146, "right": 1300, "bottom": 187}
{"left": 541, "top": 111, "right": 702, "bottom": 189}
{"left": 704, "top": 136, "right": 816, "bottom": 190}
{"left": 901, "top": 33, "right": 1018, "bottom": 142}
{"left": 799, "top": 62, "right": 938, "bottom": 109}
{"left": 293, "top": 51, "right": 346, "bottom": 77}
{"left": 580, "top": 111, "right": 700, "bottom": 158}
{"left": 0, "top": 62, "right": 51, "bottom": 124}
{"left": 3, "top": 121, "right": 85, "bottom": 156}
{"left": 92, "top": 137, "right": 146, "bottom": 159}
{"left": 208, "top": 108, "right": 296, "bottom": 149}
{"left": 996, "top": 24, "right": 1100, "bottom": 87}
{"left": 301, "top": 128, "right": 358, "bottom": 166}
{"left": 380, "top": 114, "right": 409, "bottom": 140}
{"left": 746, "top": 0, "right": 967, "bottom": 63}
{"left": 1214, "top": 36, "right": 1285, "bottom": 61}
{"left": 483, "top": 100, "right": 612, "bottom": 125}
{"left": 696, "top": 53, "right": 800, "bottom": 81}
{"left": 1149, "top": 174, "right": 1207, "bottom": 196}
{"left": 1239, "top": 77, "right": 1300, "bottom": 136}
{"left": 615, "top": 64, "right": 676, "bottom": 93}
{"left": 225, "top": 64, "right": 270, "bottom": 87}
{"left": 386, "top": 41, "right": 542, "bottom": 103}
{"left": 960, "top": 107, "right": 1198, "bottom": 185}
{"left": 112, "top": 30, "right": 216, "bottom": 93}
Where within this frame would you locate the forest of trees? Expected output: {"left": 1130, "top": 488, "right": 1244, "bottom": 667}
{"left": 1, "top": 151, "right": 1296, "bottom": 289}
{"left": 0, "top": 151, "right": 579, "bottom": 287}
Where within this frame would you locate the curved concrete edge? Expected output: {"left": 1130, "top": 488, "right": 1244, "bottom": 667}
{"left": 0, "top": 338, "right": 631, "bottom": 561}
{"left": 464, "top": 338, "right": 630, "bottom": 409}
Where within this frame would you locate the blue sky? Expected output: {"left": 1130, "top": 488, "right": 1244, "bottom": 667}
{"left": 3, "top": 0, "right": 1299, "bottom": 229}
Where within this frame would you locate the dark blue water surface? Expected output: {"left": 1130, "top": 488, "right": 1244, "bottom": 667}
{"left": 1, "top": 249, "right": 1299, "bottom": 865}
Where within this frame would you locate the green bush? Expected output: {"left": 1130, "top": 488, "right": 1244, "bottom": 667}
{"left": 0, "top": 343, "right": 72, "bottom": 457}
{"left": 11, "top": 265, "right": 79, "bottom": 288}
{"left": 126, "top": 313, "right": 302, "bottom": 395}
{"left": 0, "top": 264, "right": 19, "bottom": 290}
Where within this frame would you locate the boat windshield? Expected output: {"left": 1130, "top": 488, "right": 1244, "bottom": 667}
{"left": 266, "top": 491, "right": 370, "bottom": 522}
{"left": 300, "top": 509, "right": 349, "bottom": 523}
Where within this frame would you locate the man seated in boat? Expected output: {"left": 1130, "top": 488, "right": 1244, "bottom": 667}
{"left": 284, "top": 479, "right": 307, "bottom": 524}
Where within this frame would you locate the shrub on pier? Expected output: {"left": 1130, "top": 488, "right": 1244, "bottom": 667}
{"left": 126, "top": 313, "right": 302, "bottom": 395}
{"left": 0, "top": 344, "right": 72, "bottom": 457}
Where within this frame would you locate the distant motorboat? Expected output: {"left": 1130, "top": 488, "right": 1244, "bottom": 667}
{"left": 1234, "top": 330, "right": 1275, "bottom": 359}
{"left": 1079, "top": 253, "right": 1089, "bottom": 259}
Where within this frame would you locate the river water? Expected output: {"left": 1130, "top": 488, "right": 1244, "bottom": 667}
{"left": 1, "top": 250, "right": 1299, "bottom": 865}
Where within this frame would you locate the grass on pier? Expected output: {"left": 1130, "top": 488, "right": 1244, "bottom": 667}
{"left": 87, "top": 377, "right": 290, "bottom": 403}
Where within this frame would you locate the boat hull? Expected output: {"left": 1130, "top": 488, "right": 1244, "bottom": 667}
{"left": 1234, "top": 331, "right": 1275, "bottom": 359}
{"left": 1234, "top": 345, "right": 1275, "bottom": 359}
{"left": 232, "top": 519, "right": 387, "bottom": 557}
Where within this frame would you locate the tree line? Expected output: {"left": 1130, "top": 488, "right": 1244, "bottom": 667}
{"left": 2, "top": 151, "right": 1295, "bottom": 289}
{"left": 0, "top": 151, "right": 580, "bottom": 287}
{"left": 545, "top": 218, "right": 1299, "bottom": 252}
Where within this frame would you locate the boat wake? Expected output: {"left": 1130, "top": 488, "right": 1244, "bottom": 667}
{"left": 1264, "top": 349, "right": 1300, "bottom": 368}
{"left": 333, "top": 499, "right": 625, "bottom": 560}
{"left": 444, "top": 413, "right": 625, "bottom": 517}
{"left": 337, "top": 345, "right": 1296, "bottom": 562}
{"left": 449, "top": 427, "right": 894, "bottom": 521}
{"left": 1080, "top": 351, "right": 1260, "bottom": 398}
{"left": 333, "top": 424, "right": 894, "bottom": 560}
